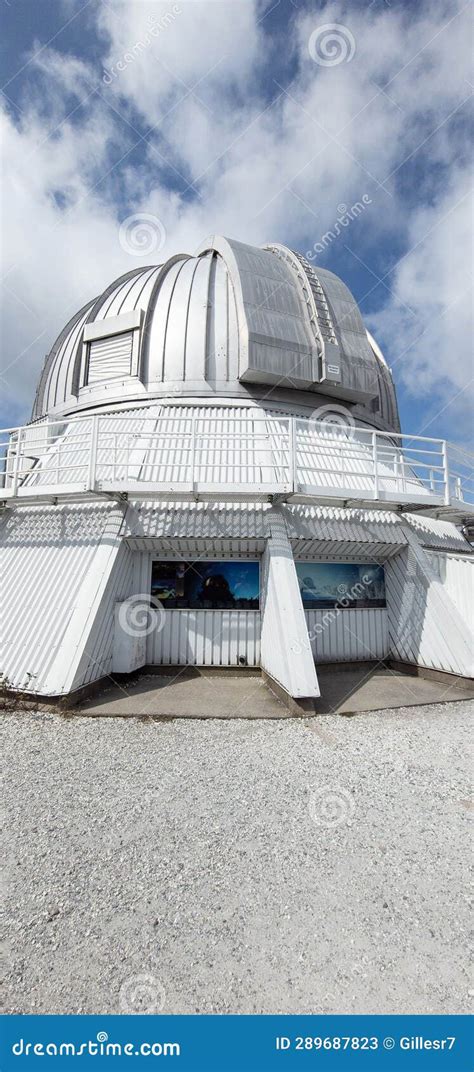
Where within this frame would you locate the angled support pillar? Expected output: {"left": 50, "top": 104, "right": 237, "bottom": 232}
{"left": 260, "top": 507, "right": 320, "bottom": 701}
{"left": 385, "top": 522, "right": 473, "bottom": 678}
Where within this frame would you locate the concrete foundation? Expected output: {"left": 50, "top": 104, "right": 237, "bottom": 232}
{"left": 64, "top": 663, "right": 474, "bottom": 718}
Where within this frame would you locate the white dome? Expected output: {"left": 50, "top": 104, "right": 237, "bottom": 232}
{"left": 33, "top": 235, "right": 399, "bottom": 432}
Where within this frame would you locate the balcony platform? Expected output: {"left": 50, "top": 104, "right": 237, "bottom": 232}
{"left": 1, "top": 409, "right": 472, "bottom": 524}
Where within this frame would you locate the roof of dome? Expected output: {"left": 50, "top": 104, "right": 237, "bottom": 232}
{"left": 33, "top": 235, "right": 400, "bottom": 432}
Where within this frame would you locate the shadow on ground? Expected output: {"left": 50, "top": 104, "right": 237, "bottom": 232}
{"left": 76, "top": 664, "right": 474, "bottom": 718}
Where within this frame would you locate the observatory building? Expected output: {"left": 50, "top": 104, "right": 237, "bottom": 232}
{"left": 1, "top": 235, "right": 473, "bottom": 704}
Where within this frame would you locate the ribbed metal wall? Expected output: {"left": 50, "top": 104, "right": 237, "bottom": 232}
{"left": 406, "top": 514, "right": 472, "bottom": 552}
{"left": 71, "top": 540, "right": 135, "bottom": 689}
{"left": 146, "top": 610, "right": 261, "bottom": 666}
{"left": 385, "top": 538, "right": 473, "bottom": 677}
{"left": 33, "top": 236, "right": 399, "bottom": 435}
{"left": 292, "top": 541, "right": 400, "bottom": 560}
{"left": 0, "top": 503, "right": 116, "bottom": 691}
{"left": 35, "top": 267, "right": 162, "bottom": 417}
{"left": 305, "top": 608, "right": 388, "bottom": 663}
{"left": 284, "top": 503, "right": 405, "bottom": 545}
{"left": 2, "top": 494, "right": 470, "bottom": 696}
{"left": 426, "top": 551, "right": 473, "bottom": 629}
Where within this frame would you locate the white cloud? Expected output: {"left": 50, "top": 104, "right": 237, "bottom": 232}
{"left": 368, "top": 168, "right": 473, "bottom": 407}
{"left": 0, "top": 0, "right": 472, "bottom": 436}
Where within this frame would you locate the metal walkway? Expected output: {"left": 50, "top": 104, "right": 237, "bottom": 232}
{"left": 1, "top": 411, "right": 473, "bottom": 523}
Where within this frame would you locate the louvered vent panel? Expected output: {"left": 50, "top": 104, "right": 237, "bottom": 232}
{"left": 87, "top": 332, "right": 133, "bottom": 383}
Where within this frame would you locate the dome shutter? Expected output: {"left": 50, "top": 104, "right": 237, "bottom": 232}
{"left": 87, "top": 332, "right": 134, "bottom": 383}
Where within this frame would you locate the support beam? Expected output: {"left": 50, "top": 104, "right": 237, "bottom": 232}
{"left": 385, "top": 523, "right": 473, "bottom": 679}
{"left": 260, "top": 508, "right": 320, "bottom": 699}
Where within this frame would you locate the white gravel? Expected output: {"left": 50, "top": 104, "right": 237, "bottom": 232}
{"left": 1, "top": 701, "right": 473, "bottom": 1015}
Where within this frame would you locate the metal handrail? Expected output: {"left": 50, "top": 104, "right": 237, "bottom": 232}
{"left": 0, "top": 412, "right": 472, "bottom": 510}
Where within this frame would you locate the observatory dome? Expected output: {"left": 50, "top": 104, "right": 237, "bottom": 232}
{"left": 33, "top": 235, "right": 399, "bottom": 432}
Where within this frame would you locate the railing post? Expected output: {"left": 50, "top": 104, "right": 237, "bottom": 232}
{"left": 88, "top": 414, "right": 99, "bottom": 491}
{"left": 372, "top": 430, "right": 379, "bottom": 500}
{"left": 442, "top": 439, "right": 450, "bottom": 505}
{"left": 190, "top": 413, "right": 196, "bottom": 491}
{"left": 11, "top": 427, "right": 24, "bottom": 497}
{"left": 290, "top": 417, "right": 297, "bottom": 493}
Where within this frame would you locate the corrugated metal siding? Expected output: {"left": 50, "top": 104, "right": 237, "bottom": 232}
{"left": 295, "top": 424, "right": 431, "bottom": 498}
{"left": 292, "top": 541, "right": 400, "bottom": 560}
{"left": 95, "top": 265, "right": 161, "bottom": 320}
{"left": 126, "top": 500, "right": 408, "bottom": 546}
{"left": 146, "top": 252, "right": 240, "bottom": 389}
{"left": 34, "top": 239, "right": 400, "bottom": 432}
{"left": 147, "top": 610, "right": 261, "bottom": 666}
{"left": 137, "top": 405, "right": 291, "bottom": 487}
{"left": 21, "top": 407, "right": 162, "bottom": 488}
{"left": 385, "top": 534, "right": 473, "bottom": 677}
{"left": 427, "top": 552, "right": 474, "bottom": 628}
{"left": 405, "top": 513, "right": 471, "bottom": 552}
{"left": 305, "top": 608, "right": 388, "bottom": 663}
{"left": 0, "top": 503, "right": 116, "bottom": 691}
{"left": 127, "top": 538, "right": 265, "bottom": 557}
{"left": 47, "top": 301, "right": 95, "bottom": 414}
{"left": 35, "top": 268, "right": 163, "bottom": 416}
{"left": 71, "top": 540, "right": 135, "bottom": 688}
{"left": 17, "top": 402, "right": 457, "bottom": 507}
{"left": 125, "top": 500, "right": 271, "bottom": 540}
{"left": 284, "top": 503, "right": 406, "bottom": 545}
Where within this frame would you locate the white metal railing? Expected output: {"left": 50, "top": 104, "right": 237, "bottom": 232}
{"left": 0, "top": 412, "right": 472, "bottom": 513}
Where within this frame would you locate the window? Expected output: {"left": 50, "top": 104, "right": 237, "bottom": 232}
{"left": 296, "top": 562, "right": 386, "bottom": 608}
{"left": 151, "top": 560, "right": 260, "bottom": 609}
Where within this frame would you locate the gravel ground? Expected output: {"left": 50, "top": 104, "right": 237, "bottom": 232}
{"left": 1, "top": 700, "right": 473, "bottom": 1015}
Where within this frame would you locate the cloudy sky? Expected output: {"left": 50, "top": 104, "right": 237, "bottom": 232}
{"left": 1, "top": 0, "right": 472, "bottom": 444}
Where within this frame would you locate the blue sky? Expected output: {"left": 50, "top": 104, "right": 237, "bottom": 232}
{"left": 0, "top": 0, "right": 472, "bottom": 444}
